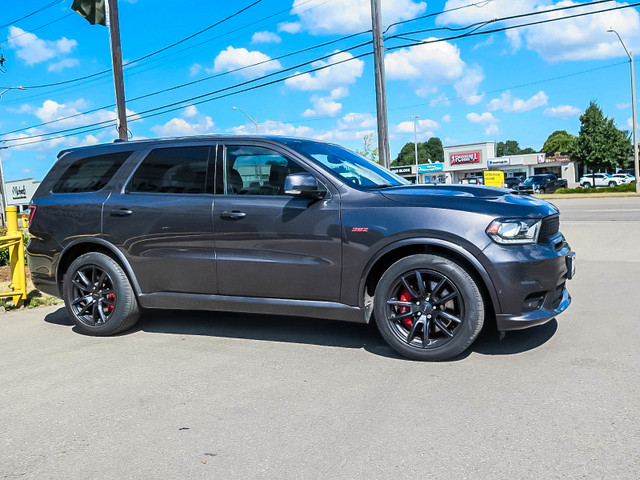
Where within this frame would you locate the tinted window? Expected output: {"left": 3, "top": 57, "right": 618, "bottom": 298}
{"left": 220, "top": 145, "right": 306, "bottom": 195}
{"left": 129, "top": 146, "right": 209, "bottom": 194}
{"left": 52, "top": 151, "right": 132, "bottom": 193}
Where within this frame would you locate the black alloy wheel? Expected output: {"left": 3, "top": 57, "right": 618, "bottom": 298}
{"left": 69, "top": 265, "right": 117, "bottom": 327}
{"left": 374, "top": 254, "right": 484, "bottom": 361}
{"left": 63, "top": 252, "right": 140, "bottom": 335}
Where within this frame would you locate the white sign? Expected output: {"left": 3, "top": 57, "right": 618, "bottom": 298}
{"left": 488, "top": 158, "right": 509, "bottom": 166}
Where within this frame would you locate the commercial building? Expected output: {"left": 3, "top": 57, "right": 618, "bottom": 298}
{"left": 391, "top": 141, "right": 578, "bottom": 187}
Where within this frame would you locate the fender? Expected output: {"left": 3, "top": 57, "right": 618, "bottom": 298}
{"left": 358, "top": 236, "right": 501, "bottom": 313}
{"left": 58, "top": 238, "right": 143, "bottom": 296}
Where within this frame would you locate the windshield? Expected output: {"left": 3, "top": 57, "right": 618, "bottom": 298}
{"left": 524, "top": 176, "right": 545, "bottom": 183}
{"left": 283, "top": 140, "right": 409, "bottom": 188}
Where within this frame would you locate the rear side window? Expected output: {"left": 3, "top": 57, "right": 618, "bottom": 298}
{"left": 128, "top": 146, "right": 209, "bottom": 194}
{"left": 52, "top": 151, "right": 132, "bottom": 193}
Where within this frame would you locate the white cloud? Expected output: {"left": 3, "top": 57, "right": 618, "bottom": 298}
{"left": 488, "top": 91, "right": 548, "bottom": 113}
{"left": 285, "top": 51, "right": 364, "bottom": 91}
{"left": 213, "top": 46, "right": 282, "bottom": 79}
{"left": 467, "top": 112, "right": 499, "bottom": 124}
{"left": 190, "top": 63, "right": 203, "bottom": 76}
{"left": 302, "top": 95, "right": 342, "bottom": 117}
{"left": 337, "top": 113, "right": 376, "bottom": 130}
{"left": 251, "top": 31, "right": 281, "bottom": 44}
{"left": 229, "top": 120, "right": 315, "bottom": 137}
{"left": 437, "top": 0, "right": 536, "bottom": 26}
{"left": 472, "top": 35, "right": 495, "bottom": 51}
{"left": 395, "top": 118, "right": 440, "bottom": 133}
{"left": 453, "top": 65, "right": 484, "bottom": 105}
{"left": 151, "top": 106, "right": 214, "bottom": 137}
{"left": 543, "top": 105, "right": 581, "bottom": 119}
{"left": 617, "top": 103, "right": 631, "bottom": 110}
{"left": 47, "top": 58, "right": 79, "bottom": 72}
{"left": 292, "top": 0, "right": 426, "bottom": 34}
{"left": 277, "top": 22, "right": 302, "bottom": 34}
{"left": 442, "top": 114, "right": 451, "bottom": 122}
{"left": 485, "top": 124, "right": 500, "bottom": 136}
{"left": 7, "top": 26, "right": 78, "bottom": 66}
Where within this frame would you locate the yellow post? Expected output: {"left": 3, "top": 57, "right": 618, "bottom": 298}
{"left": 5, "top": 206, "right": 27, "bottom": 307}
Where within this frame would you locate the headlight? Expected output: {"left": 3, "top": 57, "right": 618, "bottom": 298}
{"left": 486, "top": 218, "right": 541, "bottom": 244}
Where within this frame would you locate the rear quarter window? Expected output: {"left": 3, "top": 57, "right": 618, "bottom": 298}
{"left": 52, "top": 151, "right": 132, "bottom": 193}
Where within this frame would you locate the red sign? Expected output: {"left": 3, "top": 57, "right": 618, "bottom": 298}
{"left": 450, "top": 151, "right": 481, "bottom": 165}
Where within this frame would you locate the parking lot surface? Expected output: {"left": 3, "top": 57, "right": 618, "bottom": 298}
{"left": 1, "top": 197, "right": 639, "bottom": 479}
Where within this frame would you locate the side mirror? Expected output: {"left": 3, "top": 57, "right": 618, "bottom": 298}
{"left": 284, "top": 173, "right": 325, "bottom": 199}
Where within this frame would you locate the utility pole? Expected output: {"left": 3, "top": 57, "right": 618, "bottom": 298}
{"left": 608, "top": 29, "right": 639, "bottom": 193}
{"left": 370, "top": 0, "right": 390, "bottom": 168}
{"left": 0, "top": 148, "right": 7, "bottom": 226}
{"left": 107, "top": 0, "right": 128, "bottom": 141}
{"left": 410, "top": 115, "right": 420, "bottom": 184}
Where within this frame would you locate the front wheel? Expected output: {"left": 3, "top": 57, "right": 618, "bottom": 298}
{"left": 374, "top": 254, "right": 484, "bottom": 361}
{"left": 63, "top": 252, "right": 140, "bottom": 336}
{"left": 539, "top": 187, "right": 546, "bottom": 194}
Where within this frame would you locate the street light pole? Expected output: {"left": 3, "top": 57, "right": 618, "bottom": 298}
{"left": 410, "top": 115, "right": 420, "bottom": 184}
{"left": 0, "top": 86, "right": 25, "bottom": 100}
{"left": 232, "top": 106, "right": 259, "bottom": 134}
{"left": 608, "top": 29, "right": 640, "bottom": 194}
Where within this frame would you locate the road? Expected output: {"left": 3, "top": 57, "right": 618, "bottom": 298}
{"left": 1, "top": 198, "right": 639, "bottom": 479}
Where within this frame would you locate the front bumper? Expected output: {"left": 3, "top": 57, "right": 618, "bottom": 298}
{"left": 483, "top": 233, "right": 574, "bottom": 332}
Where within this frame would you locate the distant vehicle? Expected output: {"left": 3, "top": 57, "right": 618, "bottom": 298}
{"left": 504, "top": 177, "right": 522, "bottom": 189}
{"left": 517, "top": 174, "right": 568, "bottom": 194}
{"left": 611, "top": 173, "right": 636, "bottom": 184}
{"left": 579, "top": 173, "right": 623, "bottom": 188}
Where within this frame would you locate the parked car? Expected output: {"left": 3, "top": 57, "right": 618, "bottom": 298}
{"left": 579, "top": 173, "right": 623, "bottom": 188}
{"left": 504, "top": 176, "right": 522, "bottom": 189}
{"left": 611, "top": 173, "right": 636, "bottom": 184}
{"left": 517, "top": 174, "right": 568, "bottom": 194}
{"left": 27, "top": 136, "right": 574, "bottom": 361}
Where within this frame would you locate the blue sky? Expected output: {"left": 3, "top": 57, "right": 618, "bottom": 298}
{"left": 0, "top": 0, "right": 638, "bottom": 181}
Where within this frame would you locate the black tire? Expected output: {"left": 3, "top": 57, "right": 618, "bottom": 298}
{"left": 581, "top": 182, "right": 591, "bottom": 188}
{"left": 63, "top": 252, "right": 140, "bottom": 336}
{"left": 539, "top": 187, "right": 546, "bottom": 194}
{"left": 608, "top": 181, "right": 616, "bottom": 187}
{"left": 374, "top": 254, "right": 484, "bottom": 361}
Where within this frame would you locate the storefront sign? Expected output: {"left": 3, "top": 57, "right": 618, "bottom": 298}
{"left": 417, "top": 163, "right": 444, "bottom": 173}
{"left": 539, "top": 153, "right": 571, "bottom": 163}
{"left": 11, "top": 185, "right": 28, "bottom": 201}
{"left": 483, "top": 170, "right": 505, "bottom": 188}
{"left": 390, "top": 166, "right": 413, "bottom": 174}
{"left": 488, "top": 158, "right": 509, "bottom": 166}
{"left": 450, "top": 151, "right": 481, "bottom": 165}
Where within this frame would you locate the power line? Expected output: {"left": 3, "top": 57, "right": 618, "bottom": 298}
{"left": 0, "top": 0, "right": 63, "bottom": 30}
{"left": 384, "top": 0, "right": 494, "bottom": 33}
{"left": 4, "top": 12, "right": 74, "bottom": 42}
{"left": 9, "top": 0, "right": 266, "bottom": 90}
{"left": 4, "top": 1, "right": 639, "bottom": 147}
{"left": 0, "top": 30, "right": 371, "bottom": 137}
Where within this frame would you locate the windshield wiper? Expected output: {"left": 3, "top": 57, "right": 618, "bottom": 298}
{"left": 364, "top": 184, "right": 394, "bottom": 189}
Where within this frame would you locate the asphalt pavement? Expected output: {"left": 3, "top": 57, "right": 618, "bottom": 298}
{"left": 1, "top": 198, "right": 639, "bottom": 479}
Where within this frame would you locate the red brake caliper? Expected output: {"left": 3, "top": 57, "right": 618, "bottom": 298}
{"left": 106, "top": 293, "right": 115, "bottom": 312}
{"left": 399, "top": 289, "right": 413, "bottom": 329}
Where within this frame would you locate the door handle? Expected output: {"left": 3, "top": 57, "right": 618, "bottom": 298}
{"left": 110, "top": 208, "right": 133, "bottom": 217}
{"left": 221, "top": 210, "right": 246, "bottom": 219}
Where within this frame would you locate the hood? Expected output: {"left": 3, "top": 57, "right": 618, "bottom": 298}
{"left": 379, "top": 184, "right": 558, "bottom": 217}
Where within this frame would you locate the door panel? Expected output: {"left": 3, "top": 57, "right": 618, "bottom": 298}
{"left": 213, "top": 144, "right": 342, "bottom": 301}
{"left": 102, "top": 145, "right": 216, "bottom": 295}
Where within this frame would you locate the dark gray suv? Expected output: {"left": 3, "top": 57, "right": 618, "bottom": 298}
{"left": 27, "top": 136, "right": 574, "bottom": 360}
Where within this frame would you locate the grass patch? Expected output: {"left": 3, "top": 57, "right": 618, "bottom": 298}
{"left": 555, "top": 183, "right": 636, "bottom": 194}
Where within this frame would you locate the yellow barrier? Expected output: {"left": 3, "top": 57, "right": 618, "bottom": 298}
{"left": 0, "top": 206, "right": 27, "bottom": 307}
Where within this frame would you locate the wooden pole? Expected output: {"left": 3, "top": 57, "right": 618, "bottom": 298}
{"left": 107, "top": 0, "right": 128, "bottom": 141}
{"left": 370, "top": 0, "right": 390, "bottom": 168}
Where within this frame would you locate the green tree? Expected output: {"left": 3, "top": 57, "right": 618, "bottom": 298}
{"left": 573, "top": 101, "right": 631, "bottom": 174}
{"left": 355, "top": 133, "right": 379, "bottom": 163}
{"left": 496, "top": 140, "right": 535, "bottom": 157}
{"left": 541, "top": 130, "right": 577, "bottom": 155}
{"left": 392, "top": 137, "right": 444, "bottom": 165}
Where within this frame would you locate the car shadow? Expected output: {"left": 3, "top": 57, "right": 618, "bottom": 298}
{"left": 43, "top": 308, "right": 557, "bottom": 361}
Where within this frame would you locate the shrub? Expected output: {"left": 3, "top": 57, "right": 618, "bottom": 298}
{"left": 555, "top": 183, "right": 636, "bottom": 194}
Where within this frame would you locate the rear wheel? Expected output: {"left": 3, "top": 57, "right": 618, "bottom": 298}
{"left": 581, "top": 182, "right": 591, "bottom": 188}
{"left": 63, "top": 252, "right": 140, "bottom": 335}
{"left": 374, "top": 254, "right": 484, "bottom": 361}
{"left": 608, "top": 181, "right": 617, "bottom": 187}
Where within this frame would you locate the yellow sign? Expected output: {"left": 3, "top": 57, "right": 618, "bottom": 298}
{"left": 483, "top": 170, "right": 505, "bottom": 188}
